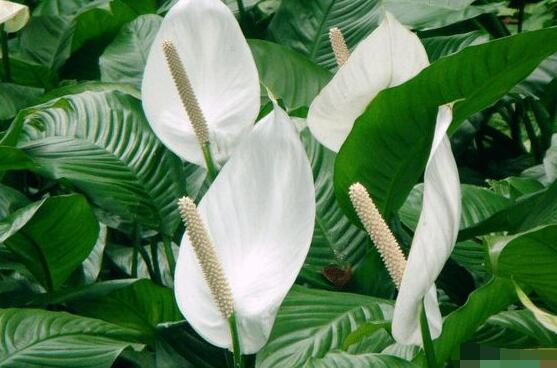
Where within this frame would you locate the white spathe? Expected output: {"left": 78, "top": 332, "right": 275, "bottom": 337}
{"left": 307, "top": 12, "right": 461, "bottom": 345}
{"left": 142, "top": 0, "right": 260, "bottom": 167}
{"left": 392, "top": 106, "right": 461, "bottom": 345}
{"left": 307, "top": 11, "right": 429, "bottom": 153}
{"left": 0, "top": 0, "right": 29, "bottom": 33}
{"left": 174, "top": 106, "right": 316, "bottom": 354}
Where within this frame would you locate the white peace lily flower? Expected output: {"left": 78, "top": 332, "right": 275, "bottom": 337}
{"left": 142, "top": 0, "right": 260, "bottom": 167}
{"left": 312, "top": 13, "right": 461, "bottom": 345}
{"left": 0, "top": 0, "right": 29, "bottom": 33}
{"left": 174, "top": 105, "right": 316, "bottom": 354}
{"left": 307, "top": 11, "right": 429, "bottom": 153}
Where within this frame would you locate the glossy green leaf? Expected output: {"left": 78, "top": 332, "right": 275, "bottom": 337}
{"left": 0, "top": 83, "right": 43, "bottom": 121}
{"left": 249, "top": 39, "right": 332, "bottom": 110}
{"left": 155, "top": 321, "right": 227, "bottom": 368}
{"left": 1, "top": 90, "right": 186, "bottom": 235}
{"left": 474, "top": 308, "right": 557, "bottom": 348}
{"left": 0, "top": 184, "right": 29, "bottom": 220}
{"left": 0, "top": 308, "right": 142, "bottom": 368}
{"left": 303, "top": 351, "right": 416, "bottom": 367}
{"left": 256, "top": 286, "right": 393, "bottom": 368}
{"left": 70, "top": 279, "right": 181, "bottom": 341}
{"left": 400, "top": 184, "right": 512, "bottom": 231}
{"left": 491, "top": 225, "right": 557, "bottom": 307}
{"left": 37, "top": 81, "right": 141, "bottom": 103}
{"left": 342, "top": 321, "right": 391, "bottom": 350}
{"left": 1, "top": 195, "right": 99, "bottom": 291}
{"left": 105, "top": 242, "right": 178, "bottom": 288}
{"left": 460, "top": 179, "right": 557, "bottom": 239}
{"left": 335, "top": 27, "right": 557, "bottom": 220}
{"left": 422, "top": 31, "right": 488, "bottom": 61}
{"left": 15, "top": 0, "right": 156, "bottom": 77}
{"left": 421, "top": 278, "right": 516, "bottom": 365}
{"left": 100, "top": 14, "right": 162, "bottom": 89}
{"left": 78, "top": 224, "right": 107, "bottom": 284}
{"left": 269, "top": 0, "right": 501, "bottom": 70}
{"left": 0, "top": 58, "right": 58, "bottom": 89}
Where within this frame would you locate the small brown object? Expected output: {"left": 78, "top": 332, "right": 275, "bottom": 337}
{"left": 322, "top": 264, "right": 352, "bottom": 288}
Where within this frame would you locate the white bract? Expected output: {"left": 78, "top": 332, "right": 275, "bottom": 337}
{"left": 308, "top": 13, "right": 461, "bottom": 345}
{"left": 0, "top": 0, "right": 29, "bottom": 33}
{"left": 174, "top": 106, "right": 316, "bottom": 354}
{"left": 142, "top": 0, "right": 260, "bottom": 167}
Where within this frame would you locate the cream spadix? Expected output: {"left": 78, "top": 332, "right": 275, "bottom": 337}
{"left": 177, "top": 197, "right": 233, "bottom": 319}
{"left": 174, "top": 105, "right": 315, "bottom": 354}
{"left": 309, "top": 12, "right": 461, "bottom": 345}
{"left": 162, "top": 41, "right": 209, "bottom": 147}
{"left": 349, "top": 183, "right": 406, "bottom": 287}
{"left": 0, "top": 1, "right": 29, "bottom": 33}
{"left": 142, "top": 0, "right": 259, "bottom": 167}
{"left": 329, "top": 27, "right": 350, "bottom": 68}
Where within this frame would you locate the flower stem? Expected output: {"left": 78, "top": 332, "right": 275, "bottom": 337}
{"left": 420, "top": 299, "right": 437, "bottom": 368}
{"left": 228, "top": 314, "right": 244, "bottom": 368}
{"left": 163, "top": 236, "right": 176, "bottom": 277}
{"left": 150, "top": 241, "right": 162, "bottom": 284}
{"left": 0, "top": 25, "right": 11, "bottom": 82}
{"left": 202, "top": 142, "right": 218, "bottom": 182}
{"left": 235, "top": 0, "right": 246, "bottom": 24}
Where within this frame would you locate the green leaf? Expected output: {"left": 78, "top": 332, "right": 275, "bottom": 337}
{"left": 1, "top": 195, "right": 99, "bottom": 291}
{"left": 69, "top": 279, "right": 181, "bottom": 341}
{"left": 0, "top": 83, "right": 43, "bottom": 121}
{"left": 491, "top": 225, "right": 557, "bottom": 307}
{"left": 342, "top": 321, "right": 391, "bottom": 350}
{"left": 474, "top": 309, "right": 557, "bottom": 348}
{"left": 384, "top": 0, "right": 503, "bottom": 31}
{"left": 0, "top": 308, "right": 142, "bottom": 368}
{"left": 335, "top": 27, "right": 557, "bottom": 221}
{"left": 0, "top": 58, "right": 58, "bottom": 89}
{"left": 0, "top": 184, "right": 29, "bottom": 220}
{"left": 487, "top": 176, "right": 545, "bottom": 200}
{"left": 422, "top": 278, "right": 516, "bottom": 365}
{"left": 1, "top": 90, "right": 186, "bottom": 235}
{"left": 15, "top": 15, "right": 74, "bottom": 70}
{"left": 38, "top": 81, "right": 141, "bottom": 103}
{"left": 400, "top": 184, "right": 512, "bottom": 232}
{"left": 299, "top": 130, "right": 371, "bottom": 289}
{"left": 460, "top": 179, "right": 557, "bottom": 239}
{"left": 248, "top": 39, "right": 332, "bottom": 110}
{"left": 100, "top": 14, "right": 162, "bottom": 89}
{"left": 450, "top": 240, "right": 488, "bottom": 283}
{"left": 105, "top": 242, "right": 178, "bottom": 287}
{"left": 78, "top": 223, "right": 107, "bottom": 284}
{"left": 16, "top": 0, "right": 156, "bottom": 77}
{"left": 515, "top": 284, "right": 557, "bottom": 335}
{"left": 155, "top": 321, "right": 227, "bottom": 368}
{"left": 422, "top": 31, "right": 488, "bottom": 61}
{"left": 255, "top": 286, "right": 393, "bottom": 368}
{"left": 303, "top": 351, "right": 416, "bottom": 367}
{"left": 269, "top": 0, "right": 502, "bottom": 70}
